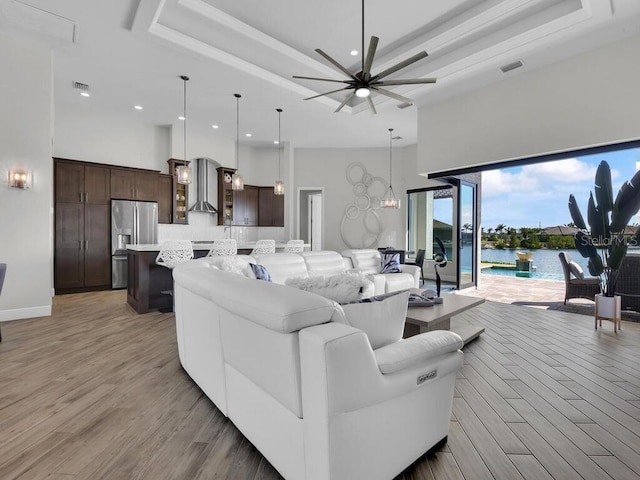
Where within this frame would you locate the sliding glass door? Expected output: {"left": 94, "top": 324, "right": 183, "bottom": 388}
{"left": 407, "top": 180, "right": 478, "bottom": 290}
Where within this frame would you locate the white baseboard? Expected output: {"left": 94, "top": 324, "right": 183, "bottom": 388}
{"left": 0, "top": 305, "right": 52, "bottom": 322}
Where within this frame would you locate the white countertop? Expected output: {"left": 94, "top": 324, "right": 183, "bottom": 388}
{"left": 127, "top": 242, "right": 308, "bottom": 252}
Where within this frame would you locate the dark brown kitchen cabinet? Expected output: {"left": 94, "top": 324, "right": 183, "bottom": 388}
{"left": 110, "top": 168, "right": 158, "bottom": 201}
{"left": 157, "top": 174, "right": 173, "bottom": 224}
{"left": 233, "top": 186, "right": 259, "bottom": 226}
{"left": 54, "top": 201, "right": 111, "bottom": 292}
{"left": 258, "top": 187, "right": 284, "bottom": 227}
{"left": 55, "top": 161, "right": 110, "bottom": 205}
{"left": 167, "top": 159, "right": 190, "bottom": 224}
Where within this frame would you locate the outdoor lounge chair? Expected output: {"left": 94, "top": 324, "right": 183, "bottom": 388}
{"left": 558, "top": 252, "right": 601, "bottom": 304}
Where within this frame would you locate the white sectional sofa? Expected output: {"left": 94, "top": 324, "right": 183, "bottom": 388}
{"left": 172, "top": 255, "right": 464, "bottom": 480}
{"left": 342, "top": 248, "right": 421, "bottom": 294}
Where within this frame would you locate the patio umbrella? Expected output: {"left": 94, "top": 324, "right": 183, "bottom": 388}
{"left": 540, "top": 225, "right": 579, "bottom": 236}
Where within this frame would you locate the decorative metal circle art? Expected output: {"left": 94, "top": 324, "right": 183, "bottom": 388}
{"left": 340, "top": 162, "right": 385, "bottom": 248}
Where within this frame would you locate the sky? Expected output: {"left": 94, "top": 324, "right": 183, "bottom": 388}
{"left": 481, "top": 146, "right": 640, "bottom": 230}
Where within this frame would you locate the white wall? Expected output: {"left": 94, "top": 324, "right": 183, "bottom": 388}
{"left": 418, "top": 33, "right": 640, "bottom": 175}
{"left": 0, "top": 34, "right": 53, "bottom": 321}
{"left": 293, "top": 147, "right": 407, "bottom": 252}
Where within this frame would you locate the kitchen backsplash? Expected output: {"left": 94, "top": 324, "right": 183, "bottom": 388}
{"left": 158, "top": 212, "right": 285, "bottom": 244}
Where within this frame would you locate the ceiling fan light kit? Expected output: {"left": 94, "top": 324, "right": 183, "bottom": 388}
{"left": 293, "top": 0, "right": 436, "bottom": 114}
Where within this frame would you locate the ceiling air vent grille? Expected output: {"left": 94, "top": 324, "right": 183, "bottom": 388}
{"left": 397, "top": 102, "right": 413, "bottom": 109}
{"left": 72, "top": 81, "right": 89, "bottom": 91}
{"left": 500, "top": 60, "right": 524, "bottom": 73}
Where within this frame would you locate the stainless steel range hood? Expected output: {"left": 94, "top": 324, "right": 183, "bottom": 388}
{"left": 189, "top": 158, "right": 218, "bottom": 214}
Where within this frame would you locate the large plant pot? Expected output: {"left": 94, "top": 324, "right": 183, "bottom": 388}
{"left": 594, "top": 293, "right": 621, "bottom": 332}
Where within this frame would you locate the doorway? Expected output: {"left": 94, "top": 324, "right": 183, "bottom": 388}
{"left": 297, "top": 188, "right": 324, "bottom": 251}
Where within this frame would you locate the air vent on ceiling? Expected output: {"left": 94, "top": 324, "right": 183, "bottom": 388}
{"left": 72, "top": 81, "right": 89, "bottom": 91}
{"left": 500, "top": 60, "right": 524, "bottom": 73}
{"left": 397, "top": 102, "right": 413, "bottom": 109}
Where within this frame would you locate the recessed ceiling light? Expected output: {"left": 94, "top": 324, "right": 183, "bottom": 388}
{"left": 273, "top": 140, "right": 279, "bottom": 144}
{"left": 178, "top": 116, "right": 185, "bottom": 120}
{"left": 245, "top": 133, "right": 252, "bottom": 137}
{"left": 80, "top": 92, "right": 90, "bottom": 97}
{"left": 212, "top": 125, "right": 219, "bottom": 129}
{"left": 134, "top": 105, "right": 143, "bottom": 110}
{"left": 350, "top": 50, "right": 358, "bottom": 56}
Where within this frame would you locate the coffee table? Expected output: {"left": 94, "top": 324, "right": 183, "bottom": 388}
{"left": 404, "top": 292, "right": 485, "bottom": 345}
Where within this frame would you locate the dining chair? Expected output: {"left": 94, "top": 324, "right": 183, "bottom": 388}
{"left": 283, "top": 240, "right": 305, "bottom": 253}
{"left": 251, "top": 239, "right": 276, "bottom": 256}
{"left": 207, "top": 239, "right": 238, "bottom": 256}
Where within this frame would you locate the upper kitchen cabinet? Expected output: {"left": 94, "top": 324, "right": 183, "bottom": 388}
{"left": 233, "top": 186, "right": 259, "bottom": 226}
{"left": 55, "top": 159, "right": 110, "bottom": 205}
{"left": 258, "top": 187, "right": 284, "bottom": 227}
{"left": 111, "top": 168, "right": 158, "bottom": 201}
{"left": 157, "top": 174, "right": 173, "bottom": 224}
{"left": 167, "top": 159, "right": 190, "bottom": 224}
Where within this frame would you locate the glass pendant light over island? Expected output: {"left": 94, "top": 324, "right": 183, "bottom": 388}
{"left": 231, "top": 93, "right": 244, "bottom": 191}
{"left": 274, "top": 108, "right": 284, "bottom": 195}
{"left": 382, "top": 128, "right": 400, "bottom": 209}
{"left": 176, "top": 75, "right": 192, "bottom": 185}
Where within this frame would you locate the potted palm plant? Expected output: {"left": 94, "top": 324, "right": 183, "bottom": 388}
{"left": 568, "top": 160, "right": 640, "bottom": 322}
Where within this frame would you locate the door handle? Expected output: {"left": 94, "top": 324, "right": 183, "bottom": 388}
{"left": 85, "top": 240, "right": 89, "bottom": 250}
{"left": 79, "top": 240, "right": 83, "bottom": 250}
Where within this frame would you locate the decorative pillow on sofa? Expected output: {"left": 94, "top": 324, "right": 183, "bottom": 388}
{"left": 337, "top": 290, "right": 409, "bottom": 350}
{"left": 220, "top": 256, "right": 253, "bottom": 276}
{"left": 568, "top": 261, "right": 584, "bottom": 280}
{"left": 249, "top": 263, "right": 271, "bottom": 282}
{"left": 285, "top": 273, "right": 371, "bottom": 303}
{"left": 380, "top": 252, "right": 401, "bottom": 274}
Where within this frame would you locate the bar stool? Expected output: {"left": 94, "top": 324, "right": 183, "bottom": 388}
{"left": 251, "top": 239, "right": 276, "bottom": 256}
{"left": 284, "top": 240, "right": 305, "bottom": 253}
{"left": 156, "top": 240, "right": 194, "bottom": 269}
{"left": 156, "top": 241, "right": 193, "bottom": 311}
{"left": 207, "top": 239, "right": 237, "bottom": 256}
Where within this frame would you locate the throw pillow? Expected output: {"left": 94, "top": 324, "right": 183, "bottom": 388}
{"left": 337, "top": 290, "right": 409, "bottom": 350}
{"left": 285, "top": 273, "right": 371, "bottom": 303}
{"left": 220, "top": 256, "right": 253, "bottom": 277}
{"left": 380, "top": 252, "right": 401, "bottom": 274}
{"left": 568, "top": 261, "right": 584, "bottom": 279}
{"left": 249, "top": 263, "right": 271, "bottom": 282}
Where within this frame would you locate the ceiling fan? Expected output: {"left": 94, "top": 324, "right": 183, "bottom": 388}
{"left": 293, "top": 0, "right": 436, "bottom": 114}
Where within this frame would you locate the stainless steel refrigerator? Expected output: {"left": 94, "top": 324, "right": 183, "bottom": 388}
{"left": 111, "top": 200, "right": 158, "bottom": 289}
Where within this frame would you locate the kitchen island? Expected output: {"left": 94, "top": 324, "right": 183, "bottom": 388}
{"left": 126, "top": 242, "right": 309, "bottom": 313}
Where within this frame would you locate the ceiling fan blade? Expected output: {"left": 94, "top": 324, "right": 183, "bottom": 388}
{"left": 371, "top": 87, "right": 412, "bottom": 104}
{"left": 315, "top": 49, "right": 358, "bottom": 80}
{"left": 374, "top": 78, "right": 436, "bottom": 86}
{"left": 366, "top": 95, "right": 377, "bottom": 114}
{"left": 362, "top": 36, "right": 379, "bottom": 78}
{"left": 371, "top": 51, "right": 428, "bottom": 82}
{"left": 335, "top": 92, "right": 355, "bottom": 113}
{"left": 304, "top": 87, "right": 350, "bottom": 101}
{"left": 293, "top": 75, "right": 350, "bottom": 84}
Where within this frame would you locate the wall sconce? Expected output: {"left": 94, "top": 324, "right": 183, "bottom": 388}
{"left": 10, "top": 169, "right": 30, "bottom": 189}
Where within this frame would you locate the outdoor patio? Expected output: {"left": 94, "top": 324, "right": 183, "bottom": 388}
{"left": 462, "top": 273, "right": 640, "bottom": 322}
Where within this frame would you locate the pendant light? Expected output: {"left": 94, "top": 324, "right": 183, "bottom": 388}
{"left": 231, "top": 93, "right": 244, "bottom": 191}
{"left": 274, "top": 108, "right": 284, "bottom": 195}
{"left": 176, "top": 75, "right": 192, "bottom": 185}
{"left": 382, "top": 128, "right": 400, "bottom": 209}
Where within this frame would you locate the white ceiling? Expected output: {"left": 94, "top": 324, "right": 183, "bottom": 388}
{"left": 2, "top": 0, "right": 640, "bottom": 148}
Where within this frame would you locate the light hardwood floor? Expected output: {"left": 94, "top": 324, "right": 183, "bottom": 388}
{"left": 1, "top": 291, "right": 639, "bottom": 479}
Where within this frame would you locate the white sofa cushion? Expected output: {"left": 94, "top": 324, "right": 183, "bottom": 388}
{"left": 337, "top": 290, "right": 409, "bottom": 349}
{"left": 374, "top": 330, "right": 464, "bottom": 374}
{"left": 285, "top": 273, "right": 373, "bottom": 303}
{"left": 300, "top": 250, "right": 349, "bottom": 276}
{"left": 342, "top": 249, "right": 420, "bottom": 294}
{"left": 254, "top": 252, "right": 309, "bottom": 284}
{"left": 342, "top": 248, "right": 382, "bottom": 274}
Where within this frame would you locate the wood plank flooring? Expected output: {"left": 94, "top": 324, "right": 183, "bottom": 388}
{"left": 1, "top": 291, "right": 640, "bottom": 479}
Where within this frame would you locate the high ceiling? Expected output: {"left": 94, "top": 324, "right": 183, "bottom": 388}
{"left": 2, "top": 0, "right": 640, "bottom": 148}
